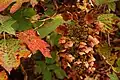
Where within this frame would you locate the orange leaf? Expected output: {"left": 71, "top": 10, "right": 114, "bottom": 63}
{"left": 0, "top": 0, "right": 13, "bottom": 12}
{"left": 10, "top": 0, "right": 29, "bottom": 13}
{"left": 0, "top": 70, "right": 8, "bottom": 80}
{"left": 14, "top": 43, "right": 31, "bottom": 64}
{"left": 10, "top": 2, "right": 22, "bottom": 13}
{"left": 17, "top": 29, "right": 51, "bottom": 58}
{"left": 0, "top": 0, "right": 38, "bottom": 13}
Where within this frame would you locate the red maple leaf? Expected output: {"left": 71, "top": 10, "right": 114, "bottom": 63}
{"left": 17, "top": 29, "right": 51, "bottom": 58}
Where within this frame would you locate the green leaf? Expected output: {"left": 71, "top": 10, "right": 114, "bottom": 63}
{"left": 0, "top": 14, "right": 10, "bottom": 24}
{"left": 116, "top": 58, "right": 120, "bottom": 67}
{"left": 49, "top": 32, "right": 61, "bottom": 46}
{"left": 45, "top": 8, "right": 55, "bottom": 16}
{"left": 12, "top": 18, "right": 32, "bottom": 31}
{"left": 33, "top": 21, "right": 43, "bottom": 28}
{"left": 37, "top": 14, "right": 65, "bottom": 38}
{"left": 0, "top": 18, "right": 16, "bottom": 35}
{"left": 117, "top": 22, "right": 120, "bottom": 29}
{"left": 12, "top": 9, "right": 32, "bottom": 31}
{"left": 43, "top": 68, "right": 52, "bottom": 80}
{"left": 35, "top": 61, "right": 47, "bottom": 74}
{"left": 97, "top": 14, "right": 119, "bottom": 30}
{"left": 108, "top": 2, "right": 116, "bottom": 11}
{"left": 47, "top": 64, "right": 59, "bottom": 70}
{"left": 108, "top": 72, "right": 119, "bottom": 80}
{"left": 112, "top": 66, "right": 120, "bottom": 73}
{"left": 54, "top": 68, "right": 67, "bottom": 79}
{"left": 45, "top": 51, "right": 57, "bottom": 64}
{"left": 23, "top": 8, "right": 36, "bottom": 18}
{"left": 96, "top": 42, "right": 117, "bottom": 65}
{"left": 45, "top": 58, "right": 55, "bottom": 64}
{"left": 95, "top": 0, "right": 118, "bottom": 5}
{"left": 0, "top": 38, "right": 20, "bottom": 52}
{"left": 44, "top": 1, "right": 55, "bottom": 16}
{"left": 98, "top": 14, "right": 118, "bottom": 24}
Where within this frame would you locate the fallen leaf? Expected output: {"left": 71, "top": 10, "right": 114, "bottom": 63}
{"left": 10, "top": 0, "right": 29, "bottom": 13}
{"left": 0, "top": 0, "right": 13, "bottom": 12}
{"left": 59, "top": 53, "right": 75, "bottom": 63}
{"left": 0, "top": 0, "right": 38, "bottom": 13}
{"left": 96, "top": 42, "right": 117, "bottom": 65}
{"left": 17, "top": 29, "right": 51, "bottom": 58}
{"left": 0, "top": 70, "right": 8, "bottom": 80}
{"left": 84, "top": 13, "right": 94, "bottom": 24}
{"left": 0, "top": 39, "right": 20, "bottom": 73}
{"left": 88, "top": 35, "right": 99, "bottom": 47}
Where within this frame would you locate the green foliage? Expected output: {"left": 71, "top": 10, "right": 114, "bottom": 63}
{"left": 0, "top": 17, "right": 16, "bottom": 35}
{"left": 37, "top": 14, "right": 65, "bottom": 38}
{"left": 47, "top": 32, "right": 61, "bottom": 46}
{"left": 95, "top": 0, "right": 117, "bottom": 5}
{"left": 108, "top": 72, "right": 119, "bottom": 80}
{"left": 12, "top": 9, "right": 32, "bottom": 31}
{"left": 97, "top": 14, "right": 119, "bottom": 30}
{"left": 0, "top": 15, "right": 10, "bottom": 23}
{"left": 23, "top": 8, "right": 36, "bottom": 18}
{"left": 45, "top": 52, "right": 57, "bottom": 64}
{"left": 0, "top": 38, "right": 20, "bottom": 53}
{"left": 98, "top": 14, "right": 117, "bottom": 24}
{"left": 43, "top": 68, "right": 52, "bottom": 80}
{"left": 117, "top": 22, "right": 120, "bottom": 29}
{"left": 96, "top": 42, "right": 117, "bottom": 65}
{"left": 108, "top": 2, "right": 116, "bottom": 11}
{"left": 112, "top": 58, "right": 120, "bottom": 73}
{"left": 95, "top": 0, "right": 118, "bottom": 11}
{"left": 34, "top": 51, "right": 67, "bottom": 80}
{"left": 44, "top": 1, "right": 55, "bottom": 16}
{"left": 54, "top": 68, "right": 67, "bottom": 79}
{"left": 116, "top": 58, "right": 120, "bottom": 67}
{"left": 0, "top": 39, "right": 20, "bottom": 72}
{"left": 112, "top": 67, "right": 120, "bottom": 73}
{"left": 35, "top": 61, "right": 67, "bottom": 80}
{"left": 1, "top": 0, "right": 120, "bottom": 79}
{"left": 33, "top": 21, "right": 43, "bottom": 28}
{"left": 35, "top": 61, "right": 46, "bottom": 74}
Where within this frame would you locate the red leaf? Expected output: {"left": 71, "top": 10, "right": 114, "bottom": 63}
{"left": 17, "top": 29, "right": 51, "bottom": 58}
{"left": 84, "top": 13, "right": 94, "bottom": 24}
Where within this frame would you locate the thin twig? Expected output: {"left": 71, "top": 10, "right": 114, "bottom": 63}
{"left": 20, "top": 64, "right": 28, "bottom": 80}
{"left": 53, "top": 0, "right": 58, "bottom": 10}
{"left": 35, "top": 75, "right": 42, "bottom": 80}
{"left": 34, "top": 12, "right": 57, "bottom": 30}
{"left": 107, "top": 33, "right": 111, "bottom": 46}
{"left": 34, "top": 21, "right": 45, "bottom": 30}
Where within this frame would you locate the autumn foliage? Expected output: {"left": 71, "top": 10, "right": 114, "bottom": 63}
{"left": 0, "top": 0, "right": 120, "bottom": 80}
{"left": 17, "top": 29, "right": 51, "bottom": 58}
